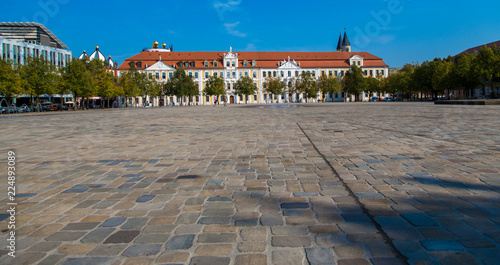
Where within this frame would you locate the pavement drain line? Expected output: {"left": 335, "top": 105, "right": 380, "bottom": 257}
{"left": 296, "top": 122, "right": 410, "bottom": 265}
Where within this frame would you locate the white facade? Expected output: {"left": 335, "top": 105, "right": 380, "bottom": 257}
{"left": 0, "top": 37, "right": 72, "bottom": 67}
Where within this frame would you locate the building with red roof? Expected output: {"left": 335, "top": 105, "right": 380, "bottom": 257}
{"left": 118, "top": 31, "right": 389, "bottom": 105}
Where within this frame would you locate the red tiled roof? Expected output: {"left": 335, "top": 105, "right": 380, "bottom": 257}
{"left": 118, "top": 51, "right": 388, "bottom": 70}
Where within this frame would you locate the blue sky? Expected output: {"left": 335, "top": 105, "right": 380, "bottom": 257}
{"left": 4, "top": 0, "right": 500, "bottom": 67}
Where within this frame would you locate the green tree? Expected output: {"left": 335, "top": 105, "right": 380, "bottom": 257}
{"left": 61, "top": 58, "right": 93, "bottom": 110}
{"left": 164, "top": 68, "right": 198, "bottom": 106}
{"left": 342, "top": 65, "right": 366, "bottom": 101}
{"left": 297, "top": 71, "right": 318, "bottom": 102}
{"left": 450, "top": 53, "right": 479, "bottom": 98}
{"left": 264, "top": 77, "right": 286, "bottom": 103}
{"left": 118, "top": 71, "right": 140, "bottom": 107}
{"left": 473, "top": 46, "right": 499, "bottom": 98}
{"left": 96, "top": 68, "right": 119, "bottom": 108}
{"left": 0, "top": 59, "right": 23, "bottom": 107}
{"left": 317, "top": 75, "right": 341, "bottom": 102}
{"left": 21, "top": 56, "right": 58, "bottom": 111}
{"left": 234, "top": 76, "right": 257, "bottom": 104}
{"left": 432, "top": 59, "right": 452, "bottom": 98}
{"left": 203, "top": 75, "right": 226, "bottom": 103}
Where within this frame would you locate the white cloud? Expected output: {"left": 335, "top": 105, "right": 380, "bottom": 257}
{"left": 213, "top": 0, "right": 242, "bottom": 20}
{"left": 372, "top": 34, "right": 396, "bottom": 44}
{"left": 224, "top": 22, "right": 247, "bottom": 37}
{"left": 244, "top": 43, "right": 256, "bottom": 51}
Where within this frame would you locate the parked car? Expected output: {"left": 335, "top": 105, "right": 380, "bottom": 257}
{"left": 370, "top": 97, "right": 380, "bottom": 102}
{"left": 383, "top": 97, "right": 394, "bottom": 102}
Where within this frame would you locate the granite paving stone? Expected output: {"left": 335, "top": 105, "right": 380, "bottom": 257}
{"left": 103, "top": 230, "right": 141, "bottom": 244}
{"left": 122, "top": 244, "right": 163, "bottom": 256}
{"left": 100, "top": 217, "right": 127, "bottom": 227}
{"left": 165, "top": 234, "right": 196, "bottom": 250}
{"left": 305, "top": 248, "right": 335, "bottom": 265}
{"left": 1, "top": 103, "right": 500, "bottom": 265}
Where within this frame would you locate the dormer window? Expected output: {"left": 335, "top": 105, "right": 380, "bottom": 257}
{"left": 136, "top": 61, "right": 142, "bottom": 68}
{"left": 252, "top": 60, "right": 256, "bottom": 67}
{"left": 213, "top": 60, "right": 218, "bottom": 67}
{"left": 177, "top": 61, "right": 182, "bottom": 67}
{"left": 184, "top": 62, "right": 189, "bottom": 68}
{"left": 190, "top": 61, "right": 195, "bottom": 67}
{"left": 204, "top": 60, "right": 209, "bottom": 67}
{"left": 243, "top": 60, "right": 248, "bottom": 67}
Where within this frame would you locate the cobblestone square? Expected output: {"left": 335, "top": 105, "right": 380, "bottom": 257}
{"left": 0, "top": 102, "right": 499, "bottom": 265}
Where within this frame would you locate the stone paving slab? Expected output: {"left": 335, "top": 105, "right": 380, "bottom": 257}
{"left": 0, "top": 102, "right": 499, "bottom": 264}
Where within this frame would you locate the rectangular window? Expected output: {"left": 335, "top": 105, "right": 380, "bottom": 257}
{"left": 163, "top": 72, "right": 167, "bottom": 79}
{"left": 254, "top": 95, "right": 257, "bottom": 101}
{"left": 381, "top": 70, "right": 385, "bottom": 76}
{"left": 206, "top": 96, "right": 209, "bottom": 102}
{"left": 205, "top": 72, "right": 209, "bottom": 78}
{"left": 376, "top": 70, "right": 380, "bottom": 76}
{"left": 220, "top": 71, "right": 223, "bottom": 77}
{"left": 227, "top": 82, "right": 231, "bottom": 90}
{"left": 252, "top": 60, "right": 256, "bottom": 67}
{"left": 312, "top": 71, "right": 316, "bottom": 77}
{"left": 188, "top": 72, "right": 192, "bottom": 77}
{"left": 214, "top": 72, "right": 217, "bottom": 77}
{"left": 169, "top": 72, "right": 173, "bottom": 78}
{"left": 263, "top": 71, "right": 266, "bottom": 78}
{"left": 232, "top": 61, "right": 235, "bottom": 67}
{"left": 280, "top": 71, "right": 284, "bottom": 77}
{"left": 370, "top": 70, "right": 373, "bottom": 76}
{"left": 156, "top": 72, "right": 160, "bottom": 79}
{"left": 321, "top": 71, "right": 325, "bottom": 76}
{"left": 357, "top": 61, "right": 361, "bottom": 66}
{"left": 273, "top": 71, "right": 276, "bottom": 77}
{"left": 233, "top": 71, "right": 236, "bottom": 78}
{"left": 226, "top": 61, "right": 230, "bottom": 67}
{"left": 253, "top": 71, "right": 257, "bottom": 78}
{"left": 245, "top": 71, "right": 248, "bottom": 77}
{"left": 227, "top": 72, "right": 230, "bottom": 78}
{"left": 364, "top": 70, "right": 368, "bottom": 76}
{"left": 148, "top": 73, "right": 153, "bottom": 78}
{"left": 329, "top": 70, "right": 332, "bottom": 76}
{"left": 243, "top": 60, "right": 248, "bottom": 67}
{"left": 204, "top": 61, "right": 208, "bottom": 67}
{"left": 213, "top": 61, "right": 218, "bottom": 67}
{"left": 239, "top": 72, "right": 242, "bottom": 78}
{"left": 334, "top": 70, "right": 338, "bottom": 76}
{"left": 194, "top": 72, "right": 198, "bottom": 78}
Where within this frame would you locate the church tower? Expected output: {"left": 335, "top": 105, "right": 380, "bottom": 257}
{"left": 336, "top": 32, "right": 343, "bottom": 52}
{"left": 341, "top": 28, "right": 351, "bottom": 52}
